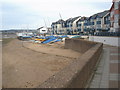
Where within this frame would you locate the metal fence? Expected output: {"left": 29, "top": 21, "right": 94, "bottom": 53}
{"left": 94, "top": 32, "right": 120, "bottom": 36}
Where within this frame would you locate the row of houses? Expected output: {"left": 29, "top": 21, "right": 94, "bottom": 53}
{"left": 51, "top": 0, "right": 120, "bottom": 35}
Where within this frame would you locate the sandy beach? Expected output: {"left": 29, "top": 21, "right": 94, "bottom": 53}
{"left": 2, "top": 39, "right": 81, "bottom": 88}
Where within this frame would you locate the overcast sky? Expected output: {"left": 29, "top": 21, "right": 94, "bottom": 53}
{"left": 0, "top": 0, "right": 112, "bottom": 30}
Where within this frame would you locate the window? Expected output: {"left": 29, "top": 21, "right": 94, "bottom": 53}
{"left": 114, "top": 2, "right": 119, "bottom": 9}
{"left": 42, "top": 30, "right": 46, "bottom": 31}
{"left": 84, "top": 23, "right": 87, "bottom": 26}
{"left": 79, "top": 24, "right": 81, "bottom": 27}
{"left": 74, "top": 30, "right": 77, "bottom": 32}
{"left": 114, "top": 14, "right": 119, "bottom": 23}
{"left": 88, "top": 22, "right": 90, "bottom": 25}
{"left": 78, "top": 29, "right": 81, "bottom": 31}
{"left": 91, "top": 22, "right": 94, "bottom": 25}
{"left": 97, "top": 21, "right": 101, "bottom": 24}
{"left": 111, "top": 12, "right": 114, "bottom": 17}
{"left": 97, "top": 18, "right": 101, "bottom": 21}
{"left": 119, "top": 19, "right": 120, "bottom": 25}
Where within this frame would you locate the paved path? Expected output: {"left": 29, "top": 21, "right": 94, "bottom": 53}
{"left": 89, "top": 45, "right": 119, "bottom": 88}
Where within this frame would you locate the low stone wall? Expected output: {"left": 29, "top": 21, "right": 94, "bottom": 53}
{"left": 38, "top": 39, "right": 103, "bottom": 88}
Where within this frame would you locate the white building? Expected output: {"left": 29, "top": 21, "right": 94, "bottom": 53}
{"left": 37, "top": 27, "right": 48, "bottom": 34}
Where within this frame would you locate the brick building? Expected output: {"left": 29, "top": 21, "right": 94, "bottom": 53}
{"left": 110, "top": 0, "right": 120, "bottom": 32}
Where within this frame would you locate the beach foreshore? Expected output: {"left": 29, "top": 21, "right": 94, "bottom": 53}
{"left": 2, "top": 39, "right": 81, "bottom": 88}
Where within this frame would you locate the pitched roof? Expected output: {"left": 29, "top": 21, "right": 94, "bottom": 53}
{"left": 70, "top": 16, "right": 80, "bottom": 23}
{"left": 88, "top": 10, "right": 109, "bottom": 19}
{"left": 37, "top": 27, "right": 44, "bottom": 30}
{"left": 97, "top": 10, "right": 109, "bottom": 18}
{"left": 56, "top": 19, "right": 65, "bottom": 24}
{"left": 65, "top": 18, "right": 73, "bottom": 22}
{"left": 65, "top": 16, "right": 81, "bottom": 23}
{"left": 90, "top": 14, "right": 98, "bottom": 19}
{"left": 76, "top": 17, "right": 88, "bottom": 22}
{"left": 52, "top": 19, "right": 65, "bottom": 24}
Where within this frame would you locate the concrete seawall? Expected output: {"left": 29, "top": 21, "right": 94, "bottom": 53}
{"left": 65, "top": 38, "right": 97, "bottom": 53}
{"left": 38, "top": 39, "right": 103, "bottom": 88}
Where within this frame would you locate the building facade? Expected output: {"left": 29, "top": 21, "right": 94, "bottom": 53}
{"left": 51, "top": 0, "right": 119, "bottom": 35}
{"left": 65, "top": 18, "right": 73, "bottom": 35}
{"left": 96, "top": 10, "right": 110, "bottom": 32}
{"left": 37, "top": 27, "right": 48, "bottom": 34}
{"left": 110, "top": 0, "right": 120, "bottom": 32}
{"left": 103, "top": 13, "right": 110, "bottom": 31}
{"left": 89, "top": 14, "right": 97, "bottom": 32}
{"left": 76, "top": 17, "right": 88, "bottom": 34}
{"left": 51, "top": 19, "right": 65, "bottom": 35}
{"left": 51, "top": 10, "right": 111, "bottom": 35}
{"left": 71, "top": 16, "right": 81, "bottom": 34}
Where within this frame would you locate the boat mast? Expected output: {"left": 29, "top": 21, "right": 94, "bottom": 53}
{"left": 43, "top": 19, "right": 47, "bottom": 28}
